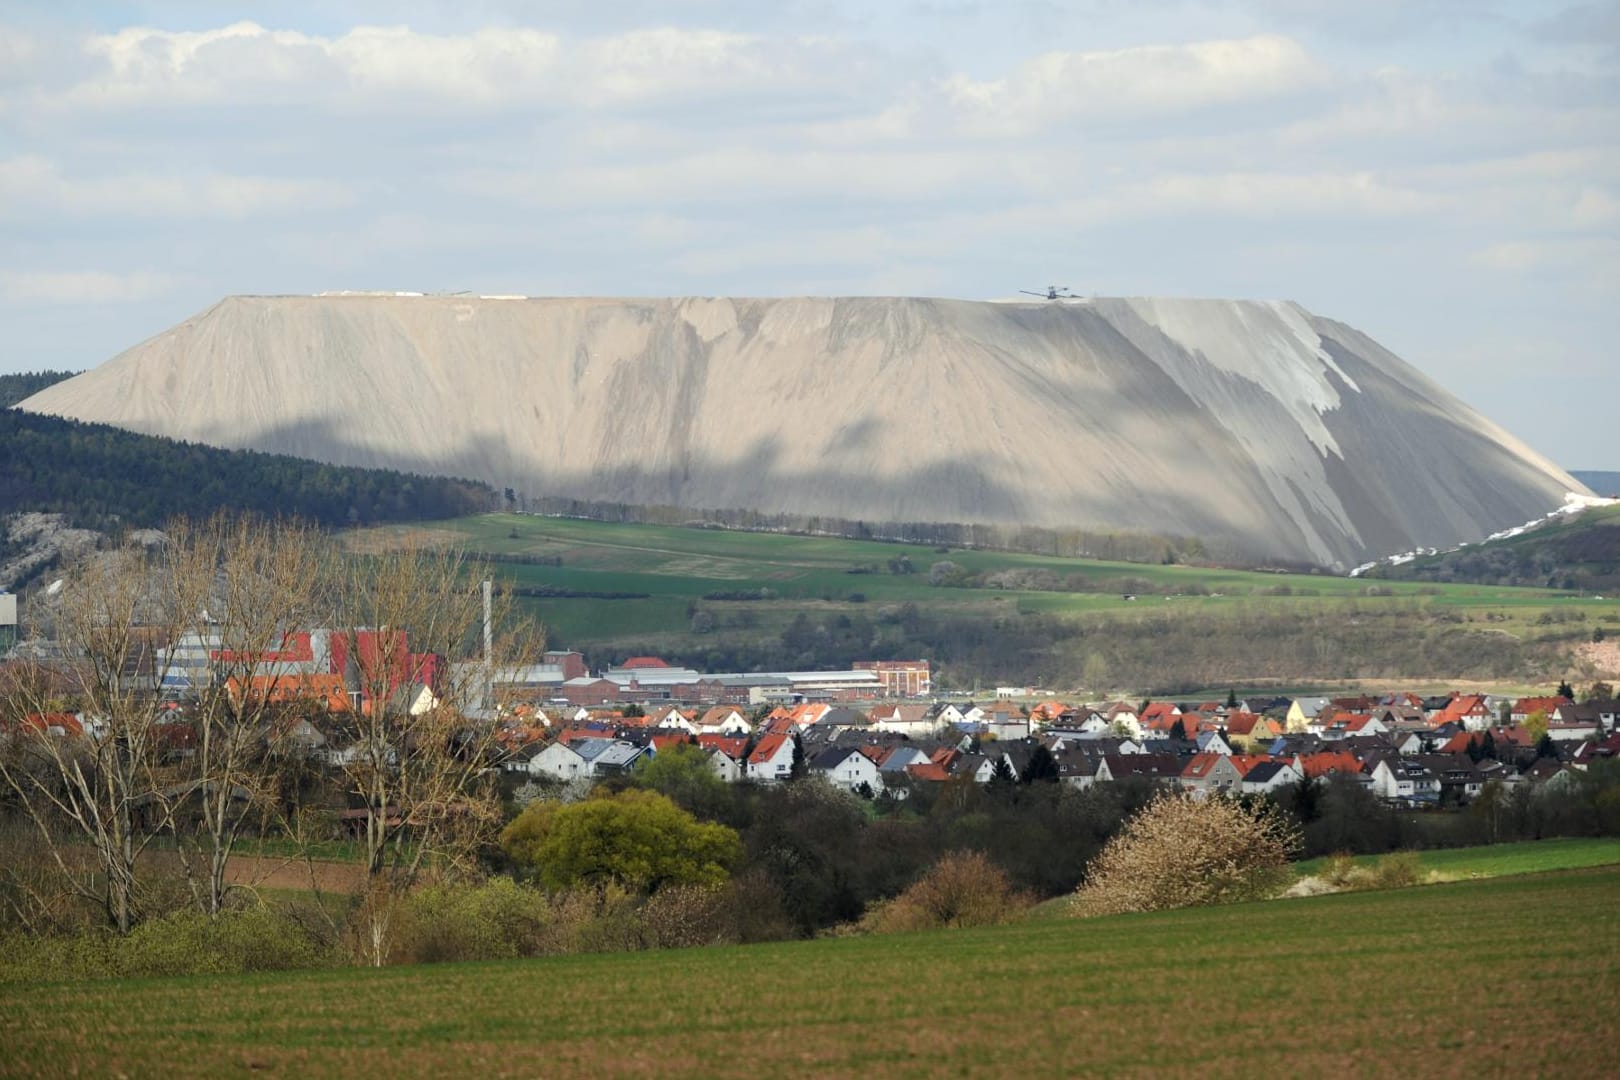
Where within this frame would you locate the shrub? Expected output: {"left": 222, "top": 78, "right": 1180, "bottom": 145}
{"left": 119, "top": 905, "right": 334, "bottom": 977}
{"left": 1074, "top": 792, "right": 1299, "bottom": 916}
{"left": 502, "top": 789, "right": 742, "bottom": 894}
{"left": 1366, "top": 851, "right": 1423, "bottom": 890}
{"left": 0, "top": 905, "right": 336, "bottom": 983}
{"left": 540, "top": 884, "right": 647, "bottom": 955}
{"left": 861, "top": 850, "right": 1030, "bottom": 934}
{"left": 395, "top": 878, "right": 553, "bottom": 965}
{"left": 640, "top": 884, "right": 732, "bottom": 949}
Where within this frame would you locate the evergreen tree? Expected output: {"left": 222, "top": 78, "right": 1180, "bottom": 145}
{"left": 1226, "top": 688, "right": 1239, "bottom": 709}
{"left": 1557, "top": 679, "right": 1575, "bottom": 701}
{"left": 1020, "top": 744, "right": 1060, "bottom": 785}
{"left": 789, "top": 732, "right": 807, "bottom": 781}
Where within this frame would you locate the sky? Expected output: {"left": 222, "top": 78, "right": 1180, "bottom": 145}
{"left": 2, "top": 1, "right": 1616, "bottom": 469}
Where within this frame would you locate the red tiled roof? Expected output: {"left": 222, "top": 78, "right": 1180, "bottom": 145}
{"left": 696, "top": 734, "right": 748, "bottom": 759}
{"left": 1300, "top": 751, "right": 1362, "bottom": 778}
{"left": 21, "top": 712, "right": 84, "bottom": 737}
{"left": 748, "top": 732, "right": 792, "bottom": 765}
{"left": 1511, "top": 696, "right": 1570, "bottom": 716}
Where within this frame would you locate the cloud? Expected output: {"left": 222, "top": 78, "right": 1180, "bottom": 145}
{"left": 0, "top": 156, "right": 356, "bottom": 220}
{"left": 40, "top": 20, "right": 889, "bottom": 117}
{"left": 942, "top": 34, "right": 1323, "bottom": 134}
{"left": 0, "top": 269, "right": 184, "bottom": 305}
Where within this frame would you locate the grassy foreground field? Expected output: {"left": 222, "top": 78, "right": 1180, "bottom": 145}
{"left": 4, "top": 867, "right": 1617, "bottom": 1078}
{"left": 347, "top": 514, "right": 1614, "bottom": 662}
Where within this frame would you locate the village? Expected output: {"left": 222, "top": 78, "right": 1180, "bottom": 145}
{"left": 18, "top": 619, "right": 1616, "bottom": 812}
{"left": 489, "top": 664, "right": 1620, "bottom": 806}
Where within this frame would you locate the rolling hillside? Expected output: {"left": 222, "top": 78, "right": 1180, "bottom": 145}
{"left": 350, "top": 514, "right": 1613, "bottom": 691}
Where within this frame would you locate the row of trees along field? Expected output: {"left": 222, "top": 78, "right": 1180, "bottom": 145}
{"left": 589, "top": 600, "right": 1556, "bottom": 696}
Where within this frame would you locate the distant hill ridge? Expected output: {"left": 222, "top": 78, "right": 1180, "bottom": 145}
{"left": 18, "top": 294, "right": 1585, "bottom": 569}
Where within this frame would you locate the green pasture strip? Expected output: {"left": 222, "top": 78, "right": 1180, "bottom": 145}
{"left": 4, "top": 867, "right": 1616, "bottom": 1077}
{"left": 1294, "top": 837, "right": 1620, "bottom": 882}
{"left": 404, "top": 514, "right": 1580, "bottom": 603}
{"left": 352, "top": 514, "right": 1619, "bottom": 655}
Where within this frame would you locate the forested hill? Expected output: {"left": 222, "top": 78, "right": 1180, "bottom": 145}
{"left": 1, "top": 407, "right": 495, "bottom": 531}
{"left": 1364, "top": 505, "right": 1620, "bottom": 593}
{"left": 0, "top": 370, "right": 78, "bottom": 407}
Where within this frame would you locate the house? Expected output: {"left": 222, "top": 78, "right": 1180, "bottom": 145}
{"left": 1366, "top": 758, "right": 1441, "bottom": 804}
{"left": 1194, "top": 731, "right": 1232, "bottom": 756}
{"left": 769, "top": 703, "right": 832, "bottom": 730}
{"left": 1511, "top": 696, "right": 1572, "bottom": 724}
{"left": 746, "top": 732, "right": 798, "bottom": 782}
{"left": 1056, "top": 753, "right": 1103, "bottom": 789}
{"left": 1240, "top": 759, "right": 1303, "bottom": 795}
{"left": 1436, "top": 694, "right": 1495, "bottom": 731}
{"left": 577, "top": 738, "right": 646, "bottom": 776}
{"left": 1138, "top": 701, "right": 1183, "bottom": 735}
{"left": 1052, "top": 711, "right": 1114, "bottom": 737}
{"left": 1098, "top": 753, "right": 1183, "bottom": 785}
{"left": 1224, "top": 711, "right": 1282, "bottom": 752}
{"left": 869, "top": 704, "right": 938, "bottom": 737}
{"left": 1100, "top": 702, "right": 1142, "bottom": 738}
{"left": 809, "top": 746, "right": 885, "bottom": 794}
{"left": 15, "top": 712, "right": 85, "bottom": 738}
{"left": 1299, "top": 750, "right": 1364, "bottom": 780}
{"left": 706, "top": 747, "right": 744, "bottom": 783}
{"left": 1412, "top": 754, "right": 1485, "bottom": 801}
{"left": 875, "top": 745, "right": 933, "bottom": 775}
{"left": 652, "top": 707, "right": 698, "bottom": 733}
{"left": 1322, "top": 712, "right": 1387, "bottom": 740}
{"left": 696, "top": 706, "right": 753, "bottom": 736}
{"left": 1181, "top": 752, "right": 1245, "bottom": 794}
{"left": 978, "top": 704, "right": 1030, "bottom": 740}
{"left": 527, "top": 740, "right": 588, "bottom": 781}
{"left": 951, "top": 753, "right": 998, "bottom": 783}
{"left": 1521, "top": 759, "right": 1580, "bottom": 791}
{"left": 1286, "top": 698, "right": 1330, "bottom": 733}
{"left": 1552, "top": 700, "right": 1619, "bottom": 733}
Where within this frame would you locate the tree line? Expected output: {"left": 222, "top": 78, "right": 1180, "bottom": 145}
{"left": 0, "top": 408, "right": 495, "bottom": 536}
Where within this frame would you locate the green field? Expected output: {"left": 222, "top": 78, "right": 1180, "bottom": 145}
{"left": 352, "top": 514, "right": 1612, "bottom": 654}
{"left": 4, "top": 867, "right": 1616, "bottom": 1077}
{"left": 1294, "top": 837, "right": 1620, "bottom": 882}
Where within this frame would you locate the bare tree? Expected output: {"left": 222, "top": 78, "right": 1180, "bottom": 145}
{"left": 0, "top": 544, "right": 172, "bottom": 933}
{"left": 324, "top": 541, "right": 540, "bottom": 964}
{"left": 153, "top": 514, "right": 335, "bottom": 916}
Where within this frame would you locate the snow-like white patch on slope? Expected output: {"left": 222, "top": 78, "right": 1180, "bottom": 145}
{"left": 1349, "top": 492, "right": 1620, "bottom": 577}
